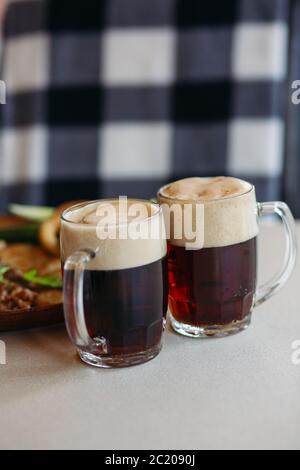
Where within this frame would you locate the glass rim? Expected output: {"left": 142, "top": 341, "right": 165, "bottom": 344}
{"left": 157, "top": 178, "right": 255, "bottom": 203}
{"left": 61, "top": 198, "right": 162, "bottom": 227}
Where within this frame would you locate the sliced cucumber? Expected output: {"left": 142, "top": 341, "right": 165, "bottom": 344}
{"left": 9, "top": 204, "right": 54, "bottom": 223}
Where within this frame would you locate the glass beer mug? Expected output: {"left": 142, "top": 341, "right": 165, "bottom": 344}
{"left": 61, "top": 199, "right": 168, "bottom": 368}
{"left": 158, "top": 177, "right": 297, "bottom": 338}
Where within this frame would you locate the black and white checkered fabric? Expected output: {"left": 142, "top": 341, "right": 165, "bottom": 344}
{"left": 0, "top": 0, "right": 290, "bottom": 210}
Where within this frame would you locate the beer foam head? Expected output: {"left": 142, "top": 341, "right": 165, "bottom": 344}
{"left": 160, "top": 176, "right": 252, "bottom": 201}
{"left": 158, "top": 177, "right": 259, "bottom": 248}
{"left": 66, "top": 199, "right": 153, "bottom": 226}
{"left": 61, "top": 199, "right": 167, "bottom": 271}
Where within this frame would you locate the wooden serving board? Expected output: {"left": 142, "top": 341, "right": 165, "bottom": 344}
{"left": 0, "top": 215, "right": 64, "bottom": 332}
{"left": 0, "top": 303, "right": 64, "bottom": 332}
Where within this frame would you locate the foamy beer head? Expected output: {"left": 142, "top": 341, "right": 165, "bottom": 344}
{"left": 61, "top": 199, "right": 167, "bottom": 271}
{"left": 158, "top": 177, "right": 259, "bottom": 249}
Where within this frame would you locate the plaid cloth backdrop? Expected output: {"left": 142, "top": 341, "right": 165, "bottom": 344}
{"left": 286, "top": 0, "right": 300, "bottom": 217}
{"left": 0, "top": 0, "right": 292, "bottom": 211}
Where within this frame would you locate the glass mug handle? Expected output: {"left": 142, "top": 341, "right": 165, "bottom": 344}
{"left": 255, "top": 202, "right": 297, "bottom": 307}
{"left": 63, "top": 249, "right": 108, "bottom": 353}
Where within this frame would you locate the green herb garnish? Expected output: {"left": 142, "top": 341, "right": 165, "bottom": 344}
{"left": 0, "top": 225, "right": 39, "bottom": 244}
{"left": 23, "top": 270, "right": 62, "bottom": 289}
{"left": 0, "top": 266, "right": 10, "bottom": 284}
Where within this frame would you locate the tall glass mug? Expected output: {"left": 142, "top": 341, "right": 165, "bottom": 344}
{"left": 60, "top": 199, "right": 168, "bottom": 368}
{"left": 158, "top": 177, "right": 297, "bottom": 338}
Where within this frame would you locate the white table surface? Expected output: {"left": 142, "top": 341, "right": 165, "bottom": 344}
{"left": 0, "top": 223, "right": 299, "bottom": 451}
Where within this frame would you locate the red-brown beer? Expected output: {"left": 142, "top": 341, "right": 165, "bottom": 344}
{"left": 167, "top": 238, "right": 257, "bottom": 327}
{"left": 158, "top": 176, "right": 259, "bottom": 336}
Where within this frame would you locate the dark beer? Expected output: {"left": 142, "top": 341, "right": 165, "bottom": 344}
{"left": 167, "top": 238, "right": 257, "bottom": 327}
{"left": 64, "top": 257, "right": 168, "bottom": 356}
{"left": 61, "top": 198, "right": 168, "bottom": 367}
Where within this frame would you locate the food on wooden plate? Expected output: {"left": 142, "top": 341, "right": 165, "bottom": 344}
{"left": 0, "top": 216, "right": 40, "bottom": 243}
{"left": 0, "top": 243, "right": 62, "bottom": 311}
{"left": 3, "top": 201, "right": 81, "bottom": 256}
{"left": 39, "top": 215, "right": 60, "bottom": 256}
{"left": 39, "top": 201, "right": 82, "bottom": 256}
{"left": 0, "top": 201, "right": 82, "bottom": 314}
